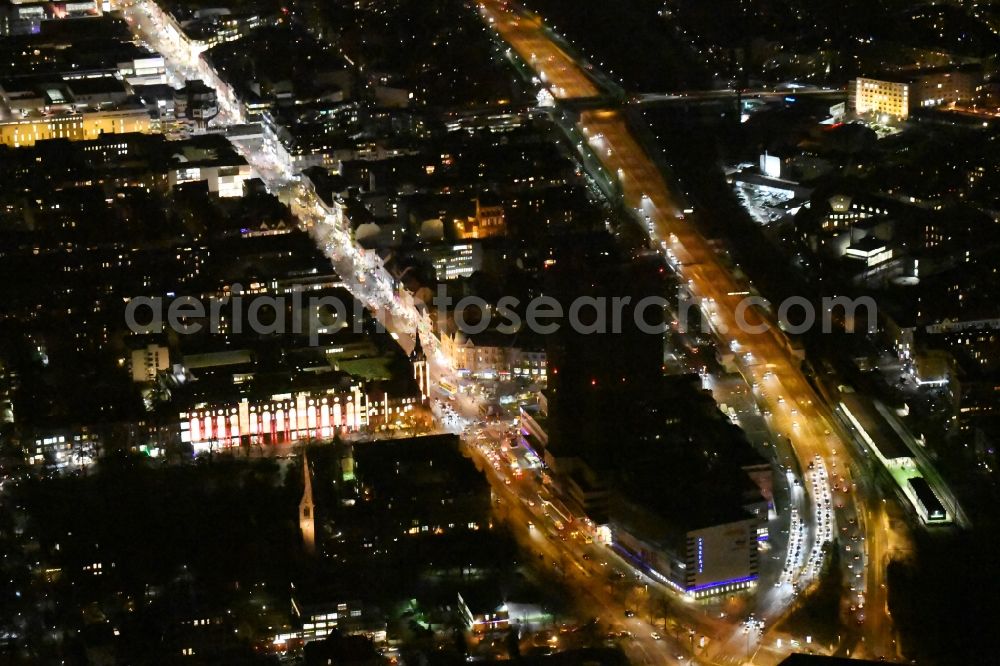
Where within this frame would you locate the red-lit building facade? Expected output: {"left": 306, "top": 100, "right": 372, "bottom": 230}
{"left": 179, "top": 384, "right": 421, "bottom": 452}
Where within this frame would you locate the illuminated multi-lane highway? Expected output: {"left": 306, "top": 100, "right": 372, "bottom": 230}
{"left": 478, "top": 1, "right": 601, "bottom": 100}
{"left": 579, "top": 106, "right": 892, "bottom": 660}
{"left": 478, "top": 0, "right": 900, "bottom": 660}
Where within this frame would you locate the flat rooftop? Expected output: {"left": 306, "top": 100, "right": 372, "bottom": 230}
{"left": 840, "top": 393, "right": 912, "bottom": 462}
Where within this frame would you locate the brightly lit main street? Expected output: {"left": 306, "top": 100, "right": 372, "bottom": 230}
{"left": 455, "top": 416, "right": 699, "bottom": 666}
{"left": 121, "top": 0, "right": 441, "bottom": 364}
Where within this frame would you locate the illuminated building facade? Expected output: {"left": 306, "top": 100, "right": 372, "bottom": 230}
{"left": 911, "top": 68, "right": 979, "bottom": 108}
{"left": 168, "top": 162, "right": 252, "bottom": 198}
{"left": 423, "top": 242, "right": 482, "bottom": 281}
{"left": 0, "top": 107, "right": 151, "bottom": 148}
{"left": 442, "top": 330, "right": 546, "bottom": 381}
{"left": 845, "top": 237, "right": 894, "bottom": 267}
{"left": 180, "top": 389, "right": 364, "bottom": 451}
{"left": 454, "top": 196, "right": 506, "bottom": 239}
{"left": 850, "top": 77, "right": 910, "bottom": 118}
{"left": 612, "top": 509, "right": 760, "bottom": 599}
{"left": 851, "top": 68, "right": 981, "bottom": 120}
{"left": 129, "top": 343, "right": 170, "bottom": 383}
{"left": 28, "top": 429, "right": 99, "bottom": 469}
{"left": 1, "top": 0, "right": 99, "bottom": 36}
{"left": 179, "top": 386, "right": 421, "bottom": 452}
{"left": 457, "top": 593, "right": 509, "bottom": 633}
{"left": 272, "top": 596, "right": 381, "bottom": 648}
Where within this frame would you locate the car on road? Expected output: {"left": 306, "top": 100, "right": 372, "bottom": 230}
{"left": 623, "top": 609, "right": 635, "bottom": 618}
{"left": 651, "top": 632, "right": 662, "bottom": 640}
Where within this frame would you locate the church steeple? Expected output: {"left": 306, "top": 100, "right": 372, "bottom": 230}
{"left": 299, "top": 451, "right": 316, "bottom": 556}
{"left": 409, "top": 332, "right": 425, "bottom": 362}
{"left": 410, "top": 332, "right": 430, "bottom": 400}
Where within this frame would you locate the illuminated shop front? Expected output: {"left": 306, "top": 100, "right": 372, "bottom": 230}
{"left": 180, "top": 385, "right": 422, "bottom": 451}
{"left": 180, "top": 387, "right": 369, "bottom": 451}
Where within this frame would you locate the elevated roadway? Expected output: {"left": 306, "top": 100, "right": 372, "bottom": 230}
{"left": 478, "top": 0, "right": 897, "bottom": 660}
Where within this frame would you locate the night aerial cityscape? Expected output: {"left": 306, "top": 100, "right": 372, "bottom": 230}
{"left": 1, "top": 0, "right": 1000, "bottom": 664}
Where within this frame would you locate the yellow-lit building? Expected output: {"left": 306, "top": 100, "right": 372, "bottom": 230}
{"left": 851, "top": 68, "right": 981, "bottom": 120}
{"left": 850, "top": 77, "right": 910, "bottom": 118}
{"left": 454, "top": 196, "right": 506, "bottom": 239}
{"left": 0, "top": 107, "right": 151, "bottom": 148}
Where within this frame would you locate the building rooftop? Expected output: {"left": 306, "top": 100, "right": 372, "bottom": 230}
{"left": 615, "top": 457, "right": 762, "bottom": 536}
{"left": 778, "top": 655, "right": 897, "bottom": 665}
{"left": 352, "top": 434, "right": 481, "bottom": 493}
{"left": 65, "top": 75, "right": 127, "bottom": 97}
{"left": 840, "top": 393, "right": 912, "bottom": 462}
{"left": 846, "top": 235, "right": 889, "bottom": 254}
{"left": 349, "top": 434, "right": 491, "bottom": 535}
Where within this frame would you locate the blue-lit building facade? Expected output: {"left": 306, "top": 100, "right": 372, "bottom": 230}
{"left": 611, "top": 499, "right": 761, "bottom": 599}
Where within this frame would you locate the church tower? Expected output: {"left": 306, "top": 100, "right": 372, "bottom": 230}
{"left": 410, "top": 333, "right": 430, "bottom": 401}
{"left": 299, "top": 451, "right": 316, "bottom": 556}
